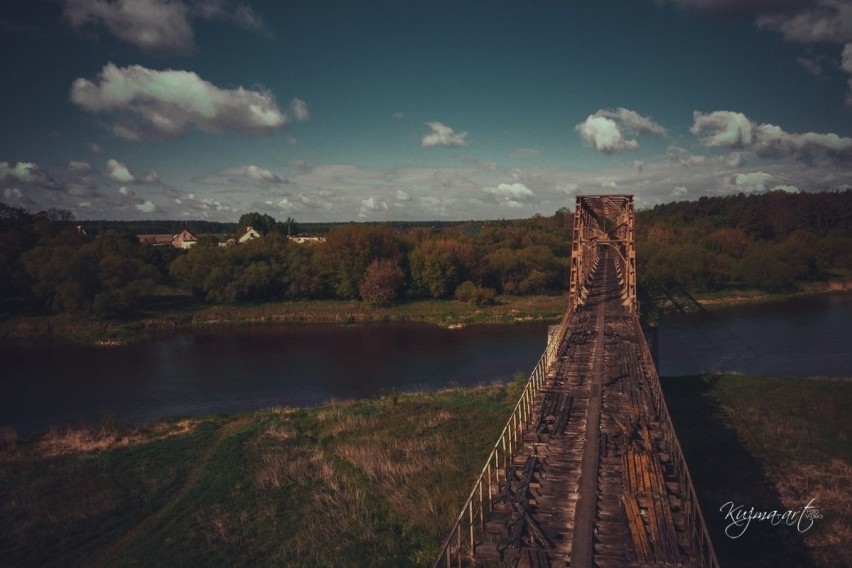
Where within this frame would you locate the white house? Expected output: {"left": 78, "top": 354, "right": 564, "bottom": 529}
{"left": 239, "top": 226, "right": 262, "bottom": 243}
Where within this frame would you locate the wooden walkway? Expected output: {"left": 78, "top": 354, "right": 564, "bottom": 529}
{"left": 434, "top": 196, "right": 717, "bottom": 568}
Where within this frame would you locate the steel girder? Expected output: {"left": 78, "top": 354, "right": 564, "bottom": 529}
{"left": 568, "top": 195, "right": 637, "bottom": 314}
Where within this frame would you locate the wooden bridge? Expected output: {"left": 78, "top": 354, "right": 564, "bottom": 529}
{"left": 434, "top": 195, "right": 718, "bottom": 568}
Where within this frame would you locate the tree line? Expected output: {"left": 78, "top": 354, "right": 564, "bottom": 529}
{"left": 635, "top": 190, "right": 852, "bottom": 292}
{"left": 1, "top": 189, "right": 850, "bottom": 318}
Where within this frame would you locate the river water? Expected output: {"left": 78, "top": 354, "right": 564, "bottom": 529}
{"left": 3, "top": 293, "right": 851, "bottom": 436}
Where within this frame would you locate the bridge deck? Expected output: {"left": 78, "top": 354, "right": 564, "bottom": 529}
{"left": 477, "top": 249, "right": 694, "bottom": 567}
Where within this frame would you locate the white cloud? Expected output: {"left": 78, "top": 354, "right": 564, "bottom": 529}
{"left": 576, "top": 115, "right": 638, "bottom": 154}
{"left": 692, "top": 110, "right": 852, "bottom": 161}
{"left": 359, "top": 196, "right": 389, "bottom": 217}
{"left": 135, "top": 200, "right": 158, "bottom": 213}
{"left": 105, "top": 158, "right": 136, "bottom": 183}
{"left": 690, "top": 111, "right": 753, "bottom": 147}
{"left": 483, "top": 182, "right": 534, "bottom": 200}
{"left": 0, "top": 161, "right": 58, "bottom": 190}
{"left": 733, "top": 171, "right": 773, "bottom": 193}
{"left": 773, "top": 184, "right": 800, "bottom": 193}
{"left": 62, "top": 0, "right": 269, "bottom": 55}
{"left": 63, "top": 0, "right": 195, "bottom": 54}
{"left": 421, "top": 121, "right": 469, "bottom": 147}
{"left": 672, "top": 186, "right": 688, "bottom": 197}
{"left": 755, "top": 0, "right": 852, "bottom": 44}
{"left": 70, "top": 63, "right": 288, "bottom": 140}
{"left": 289, "top": 98, "right": 310, "bottom": 122}
{"left": 596, "top": 107, "right": 667, "bottom": 135}
{"left": 200, "top": 164, "right": 286, "bottom": 186}
{"left": 576, "top": 108, "right": 666, "bottom": 155}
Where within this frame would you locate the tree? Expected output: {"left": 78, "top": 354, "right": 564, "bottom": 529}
{"left": 359, "top": 259, "right": 405, "bottom": 306}
{"left": 236, "top": 212, "right": 278, "bottom": 236}
{"left": 316, "top": 224, "right": 406, "bottom": 299}
{"left": 409, "top": 238, "right": 475, "bottom": 298}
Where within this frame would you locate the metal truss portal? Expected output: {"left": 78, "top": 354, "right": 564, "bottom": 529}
{"left": 569, "top": 194, "right": 636, "bottom": 314}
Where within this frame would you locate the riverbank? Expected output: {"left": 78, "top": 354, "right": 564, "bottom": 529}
{"left": 0, "top": 294, "right": 567, "bottom": 345}
{"left": 1, "top": 375, "right": 849, "bottom": 566}
{"left": 675, "top": 277, "right": 852, "bottom": 311}
{"left": 2, "top": 279, "right": 850, "bottom": 345}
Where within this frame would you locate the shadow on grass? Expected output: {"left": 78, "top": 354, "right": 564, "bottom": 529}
{"left": 661, "top": 375, "right": 818, "bottom": 568}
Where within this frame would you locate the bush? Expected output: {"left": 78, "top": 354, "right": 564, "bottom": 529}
{"left": 454, "top": 280, "right": 497, "bottom": 306}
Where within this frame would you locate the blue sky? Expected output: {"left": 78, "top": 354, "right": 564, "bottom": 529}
{"left": 1, "top": 0, "right": 852, "bottom": 222}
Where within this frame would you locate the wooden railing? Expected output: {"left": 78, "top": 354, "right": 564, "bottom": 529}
{"left": 432, "top": 308, "right": 572, "bottom": 568}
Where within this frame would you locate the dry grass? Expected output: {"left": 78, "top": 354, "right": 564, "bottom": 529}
{"left": 35, "top": 419, "right": 197, "bottom": 457}
{"left": 716, "top": 377, "right": 852, "bottom": 568}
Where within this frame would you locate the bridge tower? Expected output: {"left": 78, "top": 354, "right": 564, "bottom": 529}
{"left": 569, "top": 195, "right": 637, "bottom": 315}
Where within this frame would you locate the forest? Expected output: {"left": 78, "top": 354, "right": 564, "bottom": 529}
{"left": 1, "top": 190, "right": 851, "bottom": 318}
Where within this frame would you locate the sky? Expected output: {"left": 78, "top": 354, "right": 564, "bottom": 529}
{"left": 1, "top": 0, "right": 852, "bottom": 222}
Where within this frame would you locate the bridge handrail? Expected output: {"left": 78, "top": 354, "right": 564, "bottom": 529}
{"left": 432, "top": 307, "right": 572, "bottom": 568}
{"left": 632, "top": 315, "right": 720, "bottom": 568}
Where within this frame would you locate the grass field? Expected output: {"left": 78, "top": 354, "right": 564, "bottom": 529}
{"left": 1, "top": 375, "right": 849, "bottom": 567}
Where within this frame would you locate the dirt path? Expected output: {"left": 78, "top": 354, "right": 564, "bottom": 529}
{"left": 92, "top": 416, "right": 253, "bottom": 565}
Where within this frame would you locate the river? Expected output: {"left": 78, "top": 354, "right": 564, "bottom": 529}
{"left": 3, "top": 293, "right": 851, "bottom": 436}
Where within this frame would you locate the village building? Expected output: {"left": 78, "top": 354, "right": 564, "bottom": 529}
{"left": 137, "top": 229, "right": 198, "bottom": 249}
{"left": 288, "top": 234, "right": 326, "bottom": 244}
{"left": 238, "top": 226, "right": 262, "bottom": 243}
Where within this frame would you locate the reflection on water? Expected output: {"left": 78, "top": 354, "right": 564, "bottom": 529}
{"left": 1, "top": 323, "right": 547, "bottom": 436}
{"left": 658, "top": 293, "right": 852, "bottom": 378}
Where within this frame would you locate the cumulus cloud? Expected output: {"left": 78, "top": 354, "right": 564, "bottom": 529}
{"left": 755, "top": 0, "right": 852, "bottom": 44}
{"left": 62, "top": 0, "right": 269, "bottom": 55}
{"left": 575, "top": 108, "right": 664, "bottom": 154}
{"left": 70, "top": 63, "right": 288, "bottom": 140}
{"left": 690, "top": 111, "right": 754, "bottom": 147}
{"left": 359, "top": 197, "right": 390, "bottom": 217}
{"left": 482, "top": 182, "right": 535, "bottom": 208}
{"left": 203, "top": 164, "right": 286, "bottom": 185}
{"left": 0, "top": 161, "right": 59, "bottom": 190}
{"left": 733, "top": 171, "right": 773, "bottom": 192}
{"left": 576, "top": 115, "right": 638, "bottom": 154}
{"left": 105, "top": 158, "right": 136, "bottom": 183}
{"left": 691, "top": 110, "right": 852, "bottom": 161}
{"left": 135, "top": 200, "right": 158, "bottom": 213}
{"left": 421, "top": 121, "right": 469, "bottom": 147}
{"left": 596, "top": 108, "right": 667, "bottom": 135}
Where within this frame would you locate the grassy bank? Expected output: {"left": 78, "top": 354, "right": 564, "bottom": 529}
{"left": 1, "top": 375, "right": 850, "bottom": 566}
{"left": 0, "top": 294, "right": 567, "bottom": 345}
{"left": 662, "top": 374, "right": 852, "bottom": 568}
{"left": 0, "top": 384, "right": 518, "bottom": 567}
